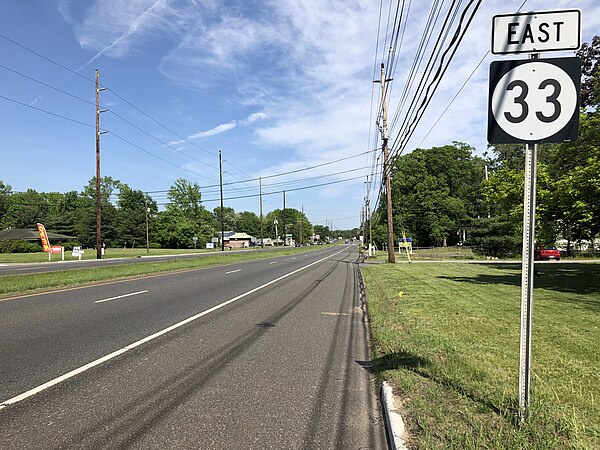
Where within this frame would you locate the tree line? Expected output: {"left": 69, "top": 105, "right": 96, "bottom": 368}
{"left": 0, "top": 176, "right": 332, "bottom": 251}
{"left": 371, "top": 36, "right": 600, "bottom": 257}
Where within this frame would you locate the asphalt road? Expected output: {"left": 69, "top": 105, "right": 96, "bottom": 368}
{"left": 0, "top": 246, "right": 295, "bottom": 276}
{"left": 0, "top": 245, "right": 385, "bottom": 449}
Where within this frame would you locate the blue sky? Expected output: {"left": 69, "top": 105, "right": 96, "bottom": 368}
{"left": 1, "top": 0, "right": 599, "bottom": 231}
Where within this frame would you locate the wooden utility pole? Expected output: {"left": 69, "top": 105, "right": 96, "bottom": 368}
{"left": 282, "top": 190, "right": 287, "bottom": 245}
{"left": 365, "top": 176, "right": 373, "bottom": 256}
{"left": 259, "top": 177, "right": 264, "bottom": 248}
{"left": 379, "top": 63, "right": 395, "bottom": 263}
{"left": 145, "top": 200, "right": 150, "bottom": 254}
{"left": 300, "top": 205, "right": 304, "bottom": 245}
{"left": 95, "top": 70, "right": 107, "bottom": 260}
{"left": 219, "top": 150, "right": 225, "bottom": 251}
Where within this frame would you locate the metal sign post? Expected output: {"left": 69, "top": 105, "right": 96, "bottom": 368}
{"left": 488, "top": 9, "right": 582, "bottom": 422}
{"left": 519, "top": 81, "right": 538, "bottom": 418}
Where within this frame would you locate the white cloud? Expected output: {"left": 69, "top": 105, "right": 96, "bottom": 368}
{"left": 244, "top": 112, "right": 267, "bottom": 124}
{"left": 70, "top": 0, "right": 175, "bottom": 60}
{"left": 189, "top": 122, "right": 237, "bottom": 139}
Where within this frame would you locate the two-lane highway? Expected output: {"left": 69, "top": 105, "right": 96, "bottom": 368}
{"left": 0, "top": 245, "right": 385, "bottom": 448}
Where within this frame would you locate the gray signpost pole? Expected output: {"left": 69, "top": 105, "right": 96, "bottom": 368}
{"left": 518, "top": 52, "right": 538, "bottom": 417}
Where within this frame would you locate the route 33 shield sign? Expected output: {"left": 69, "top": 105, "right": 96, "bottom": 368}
{"left": 488, "top": 57, "right": 581, "bottom": 144}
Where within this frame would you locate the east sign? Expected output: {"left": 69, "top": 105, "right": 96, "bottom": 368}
{"left": 492, "top": 9, "right": 581, "bottom": 55}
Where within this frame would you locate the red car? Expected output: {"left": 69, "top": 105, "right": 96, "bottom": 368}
{"left": 534, "top": 246, "right": 561, "bottom": 261}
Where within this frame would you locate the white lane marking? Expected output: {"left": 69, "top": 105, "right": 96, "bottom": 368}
{"left": 0, "top": 246, "right": 348, "bottom": 411}
{"left": 291, "top": 257, "right": 296, "bottom": 260}
{"left": 269, "top": 261, "right": 277, "bottom": 265}
{"left": 94, "top": 290, "right": 149, "bottom": 304}
{"left": 15, "top": 267, "right": 46, "bottom": 271}
{"left": 225, "top": 269, "right": 242, "bottom": 274}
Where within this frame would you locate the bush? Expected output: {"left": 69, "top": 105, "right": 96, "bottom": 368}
{"left": 59, "top": 241, "right": 81, "bottom": 251}
{"left": 0, "top": 240, "right": 43, "bottom": 253}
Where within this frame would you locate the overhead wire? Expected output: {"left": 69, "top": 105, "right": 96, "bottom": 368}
{"left": 391, "top": 0, "right": 483, "bottom": 159}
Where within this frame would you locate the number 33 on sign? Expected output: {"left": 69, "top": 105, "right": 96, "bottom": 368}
{"left": 487, "top": 57, "right": 581, "bottom": 144}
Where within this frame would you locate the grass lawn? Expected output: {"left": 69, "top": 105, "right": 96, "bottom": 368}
{"left": 361, "top": 261, "right": 600, "bottom": 449}
{"left": 366, "top": 246, "right": 481, "bottom": 262}
{"left": 0, "top": 245, "right": 336, "bottom": 296}
{"left": 0, "top": 247, "right": 239, "bottom": 263}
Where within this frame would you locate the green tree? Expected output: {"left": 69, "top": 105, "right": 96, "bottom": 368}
{"left": 116, "top": 185, "right": 157, "bottom": 247}
{"left": 3, "top": 189, "right": 46, "bottom": 228}
{"left": 0, "top": 180, "right": 11, "bottom": 228}
{"left": 167, "top": 178, "right": 203, "bottom": 220}
{"left": 265, "top": 208, "right": 311, "bottom": 244}
{"left": 313, "top": 224, "right": 330, "bottom": 242}
{"left": 76, "top": 177, "right": 121, "bottom": 247}
{"left": 237, "top": 211, "right": 261, "bottom": 237}
{"left": 154, "top": 209, "right": 200, "bottom": 249}
{"left": 213, "top": 206, "right": 237, "bottom": 231}
{"left": 578, "top": 35, "right": 600, "bottom": 109}
{"left": 387, "top": 142, "right": 486, "bottom": 246}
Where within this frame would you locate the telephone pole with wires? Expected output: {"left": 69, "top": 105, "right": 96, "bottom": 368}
{"left": 219, "top": 150, "right": 225, "bottom": 251}
{"left": 376, "top": 63, "right": 395, "bottom": 263}
{"left": 259, "top": 177, "right": 264, "bottom": 248}
{"left": 95, "top": 69, "right": 107, "bottom": 260}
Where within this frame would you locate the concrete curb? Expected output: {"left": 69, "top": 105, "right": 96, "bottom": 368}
{"left": 381, "top": 381, "right": 408, "bottom": 450}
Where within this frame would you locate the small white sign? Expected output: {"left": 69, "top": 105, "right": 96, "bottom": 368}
{"left": 492, "top": 10, "right": 581, "bottom": 55}
{"left": 206, "top": 242, "right": 214, "bottom": 249}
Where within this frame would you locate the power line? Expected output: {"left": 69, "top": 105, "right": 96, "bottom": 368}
{"left": 0, "top": 63, "right": 94, "bottom": 106}
{"left": 0, "top": 93, "right": 94, "bottom": 128}
{"left": 0, "top": 33, "right": 94, "bottom": 84}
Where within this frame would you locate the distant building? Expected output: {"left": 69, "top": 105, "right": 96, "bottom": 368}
{"left": 220, "top": 231, "right": 254, "bottom": 249}
{"left": 0, "top": 228, "right": 75, "bottom": 242}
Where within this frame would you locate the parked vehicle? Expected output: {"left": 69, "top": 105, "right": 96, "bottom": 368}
{"left": 534, "top": 246, "right": 561, "bottom": 261}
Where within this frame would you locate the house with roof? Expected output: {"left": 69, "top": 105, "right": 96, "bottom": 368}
{"left": 218, "top": 231, "right": 254, "bottom": 249}
{"left": 0, "top": 228, "right": 75, "bottom": 243}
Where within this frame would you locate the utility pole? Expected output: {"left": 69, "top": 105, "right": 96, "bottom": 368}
{"left": 300, "top": 205, "right": 304, "bottom": 245}
{"left": 282, "top": 190, "right": 287, "bottom": 246}
{"left": 95, "top": 69, "right": 107, "bottom": 260}
{"left": 259, "top": 177, "right": 264, "bottom": 248}
{"left": 145, "top": 200, "right": 150, "bottom": 254}
{"left": 219, "top": 150, "right": 225, "bottom": 251}
{"left": 377, "top": 63, "right": 395, "bottom": 263}
{"left": 366, "top": 176, "right": 373, "bottom": 257}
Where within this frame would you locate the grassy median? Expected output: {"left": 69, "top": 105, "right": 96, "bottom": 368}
{"left": 362, "top": 261, "right": 600, "bottom": 449}
{"left": 0, "top": 245, "right": 335, "bottom": 297}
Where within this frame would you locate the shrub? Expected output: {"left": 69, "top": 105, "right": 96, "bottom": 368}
{"left": 0, "top": 240, "right": 44, "bottom": 253}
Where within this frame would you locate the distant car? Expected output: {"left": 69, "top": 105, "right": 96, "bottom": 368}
{"left": 534, "top": 246, "right": 561, "bottom": 261}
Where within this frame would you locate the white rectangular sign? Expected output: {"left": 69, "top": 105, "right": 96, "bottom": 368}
{"left": 492, "top": 9, "right": 581, "bottom": 55}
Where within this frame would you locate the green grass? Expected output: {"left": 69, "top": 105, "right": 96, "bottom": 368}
{"left": 0, "top": 246, "right": 251, "bottom": 263}
{"left": 0, "top": 245, "right": 336, "bottom": 296}
{"left": 361, "top": 262, "right": 600, "bottom": 449}
{"left": 365, "top": 246, "right": 480, "bottom": 261}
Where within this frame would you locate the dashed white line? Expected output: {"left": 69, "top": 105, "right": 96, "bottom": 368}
{"left": 94, "top": 290, "right": 148, "bottom": 304}
{"left": 225, "top": 269, "right": 242, "bottom": 274}
{"left": 0, "top": 246, "right": 347, "bottom": 411}
{"left": 269, "top": 261, "right": 277, "bottom": 265}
